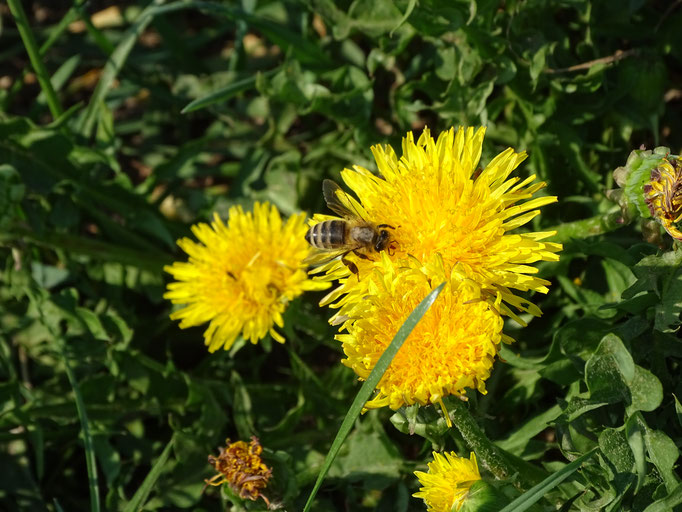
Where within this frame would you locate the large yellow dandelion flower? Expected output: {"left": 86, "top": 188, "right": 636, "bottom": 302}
{"left": 314, "top": 126, "right": 561, "bottom": 325}
{"left": 165, "top": 202, "right": 327, "bottom": 352}
{"left": 336, "top": 255, "right": 504, "bottom": 410}
{"left": 414, "top": 451, "right": 481, "bottom": 512}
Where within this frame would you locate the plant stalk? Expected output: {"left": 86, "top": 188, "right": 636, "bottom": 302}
{"left": 448, "top": 399, "right": 547, "bottom": 489}
{"left": 548, "top": 209, "right": 626, "bottom": 243}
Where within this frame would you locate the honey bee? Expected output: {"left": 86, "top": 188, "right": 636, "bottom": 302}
{"left": 305, "top": 180, "right": 395, "bottom": 273}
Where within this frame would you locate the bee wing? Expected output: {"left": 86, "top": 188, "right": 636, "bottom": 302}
{"left": 322, "top": 179, "right": 367, "bottom": 220}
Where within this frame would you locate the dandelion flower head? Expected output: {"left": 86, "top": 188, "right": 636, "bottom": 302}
{"left": 644, "top": 156, "right": 682, "bottom": 240}
{"left": 336, "top": 255, "right": 504, "bottom": 410}
{"left": 165, "top": 202, "right": 327, "bottom": 352}
{"left": 314, "top": 126, "right": 561, "bottom": 325}
{"left": 414, "top": 451, "right": 481, "bottom": 512}
{"left": 206, "top": 436, "right": 272, "bottom": 505}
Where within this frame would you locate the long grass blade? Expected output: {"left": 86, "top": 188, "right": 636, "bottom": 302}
{"left": 78, "top": 1, "right": 187, "bottom": 138}
{"left": 122, "top": 437, "right": 175, "bottom": 512}
{"left": 302, "top": 282, "right": 446, "bottom": 512}
{"left": 59, "top": 348, "right": 101, "bottom": 512}
{"left": 181, "top": 69, "right": 277, "bottom": 113}
{"left": 498, "top": 448, "right": 599, "bottom": 512}
{"left": 7, "top": 0, "right": 64, "bottom": 119}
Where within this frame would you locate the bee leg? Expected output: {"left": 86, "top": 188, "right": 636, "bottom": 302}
{"left": 341, "top": 255, "right": 358, "bottom": 275}
{"left": 377, "top": 223, "right": 395, "bottom": 230}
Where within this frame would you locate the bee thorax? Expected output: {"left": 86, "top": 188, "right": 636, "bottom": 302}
{"left": 349, "top": 226, "right": 375, "bottom": 244}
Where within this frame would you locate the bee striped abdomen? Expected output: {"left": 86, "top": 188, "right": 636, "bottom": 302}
{"left": 306, "top": 220, "right": 347, "bottom": 249}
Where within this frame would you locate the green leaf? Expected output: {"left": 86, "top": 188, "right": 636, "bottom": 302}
{"left": 642, "top": 482, "right": 682, "bottom": 512}
{"left": 599, "top": 428, "right": 635, "bottom": 474}
{"left": 302, "top": 282, "right": 445, "bottom": 512}
{"left": 655, "top": 263, "right": 682, "bottom": 332}
{"left": 584, "top": 334, "right": 634, "bottom": 404}
{"left": 328, "top": 416, "right": 401, "bottom": 484}
{"left": 625, "top": 414, "right": 647, "bottom": 493}
{"left": 627, "top": 366, "right": 662, "bottom": 413}
{"left": 530, "top": 44, "right": 551, "bottom": 88}
{"left": 644, "top": 427, "right": 680, "bottom": 493}
{"left": 623, "top": 250, "right": 682, "bottom": 300}
{"left": 497, "top": 405, "right": 562, "bottom": 456}
{"left": 674, "top": 395, "right": 682, "bottom": 429}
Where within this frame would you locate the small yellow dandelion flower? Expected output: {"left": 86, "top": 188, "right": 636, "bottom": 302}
{"left": 414, "top": 451, "right": 481, "bottom": 512}
{"left": 314, "top": 126, "right": 561, "bottom": 325}
{"left": 206, "top": 436, "right": 272, "bottom": 506}
{"left": 165, "top": 202, "right": 327, "bottom": 352}
{"left": 644, "top": 157, "right": 682, "bottom": 240}
{"left": 336, "top": 255, "right": 504, "bottom": 410}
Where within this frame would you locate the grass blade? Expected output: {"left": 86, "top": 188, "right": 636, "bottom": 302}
{"left": 7, "top": 0, "right": 64, "bottom": 119}
{"left": 78, "top": 1, "right": 187, "bottom": 138}
{"left": 181, "top": 69, "right": 276, "bottom": 113}
{"left": 302, "top": 282, "right": 446, "bottom": 512}
{"left": 498, "top": 448, "right": 599, "bottom": 512}
{"left": 122, "top": 436, "right": 175, "bottom": 512}
{"left": 61, "top": 352, "right": 101, "bottom": 512}
{"left": 26, "top": 287, "right": 101, "bottom": 512}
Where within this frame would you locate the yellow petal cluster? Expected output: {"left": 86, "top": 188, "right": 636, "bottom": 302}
{"left": 165, "top": 202, "right": 327, "bottom": 352}
{"left": 337, "top": 255, "right": 504, "bottom": 410}
{"left": 309, "top": 126, "right": 561, "bottom": 409}
{"left": 317, "top": 126, "right": 561, "bottom": 325}
{"left": 414, "top": 451, "right": 481, "bottom": 512}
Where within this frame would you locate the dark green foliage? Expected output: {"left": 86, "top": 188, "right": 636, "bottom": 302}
{"left": 1, "top": 0, "right": 682, "bottom": 511}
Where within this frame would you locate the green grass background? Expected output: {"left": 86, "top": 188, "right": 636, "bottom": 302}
{"left": 2, "top": 0, "right": 682, "bottom": 510}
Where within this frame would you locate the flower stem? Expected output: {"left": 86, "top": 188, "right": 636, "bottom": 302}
{"left": 448, "top": 399, "right": 547, "bottom": 489}
{"left": 7, "top": 0, "right": 64, "bottom": 120}
{"left": 548, "top": 209, "right": 626, "bottom": 243}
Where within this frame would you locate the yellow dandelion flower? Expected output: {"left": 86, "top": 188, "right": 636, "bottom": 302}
{"left": 313, "top": 126, "right": 561, "bottom": 325}
{"left": 206, "top": 436, "right": 272, "bottom": 506}
{"left": 414, "top": 451, "right": 481, "bottom": 512}
{"left": 165, "top": 202, "right": 327, "bottom": 352}
{"left": 336, "top": 255, "right": 504, "bottom": 410}
{"left": 644, "top": 157, "right": 682, "bottom": 240}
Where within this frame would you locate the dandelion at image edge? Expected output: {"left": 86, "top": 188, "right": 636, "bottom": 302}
{"left": 206, "top": 436, "right": 272, "bottom": 506}
{"left": 644, "top": 156, "right": 682, "bottom": 240}
{"left": 164, "top": 202, "right": 328, "bottom": 352}
{"left": 315, "top": 126, "right": 562, "bottom": 326}
{"left": 414, "top": 451, "right": 481, "bottom": 512}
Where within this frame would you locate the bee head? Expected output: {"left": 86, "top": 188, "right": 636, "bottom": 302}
{"left": 374, "top": 224, "right": 395, "bottom": 252}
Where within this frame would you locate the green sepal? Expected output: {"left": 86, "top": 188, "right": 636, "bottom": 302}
{"left": 459, "top": 480, "right": 510, "bottom": 512}
{"left": 612, "top": 147, "right": 671, "bottom": 219}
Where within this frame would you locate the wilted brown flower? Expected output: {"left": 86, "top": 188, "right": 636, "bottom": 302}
{"left": 206, "top": 436, "right": 272, "bottom": 506}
